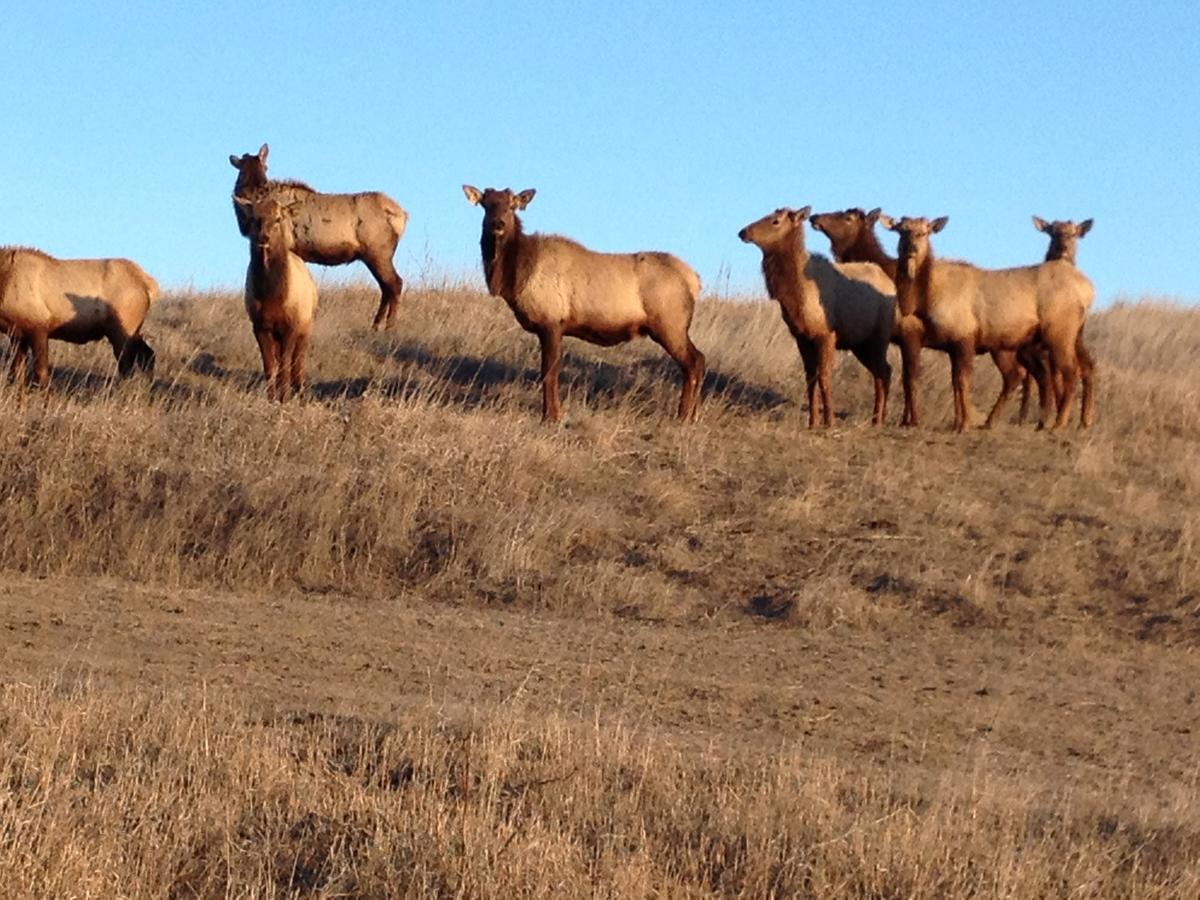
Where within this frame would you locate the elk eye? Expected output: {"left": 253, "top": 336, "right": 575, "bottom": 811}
{"left": 771, "top": 218, "right": 780, "bottom": 225}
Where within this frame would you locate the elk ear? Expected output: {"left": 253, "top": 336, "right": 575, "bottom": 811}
{"left": 865, "top": 208, "right": 881, "bottom": 225}
{"left": 931, "top": 216, "right": 949, "bottom": 233}
{"left": 791, "top": 205, "right": 811, "bottom": 222}
{"left": 233, "top": 196, "right": 253, "bottom": 209}
{"left": 462, "top": 185, "right": 484, "bottom": 205}
{"left": 258, "top": 143, "right": 269, "bottom": 162}
{"left": 514, "top": 189, "right": 537, "bottom": 209}
{"left": 878, "top": 214, "right": 899, "bottom": 231}
{"left": 229, "top": 155, "right": 241, "bottom": 169}
{"left": 1032, "top": 215, "right": 1050, "bottom": 233}
{"left": 1078, "top": 218, "right": 1094, "bottom": 238}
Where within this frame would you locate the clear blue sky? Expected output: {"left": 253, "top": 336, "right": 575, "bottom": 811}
{"left": 3, "top": 2, "right": 1198, "bottom": 304}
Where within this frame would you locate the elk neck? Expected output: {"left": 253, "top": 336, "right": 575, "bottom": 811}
{"left": 894, "top": 248, "right": 933, "bottom": 318}
{"left": 249, "top": 240, "right": 289, "bottom": 303}
{"left": 481, "top": 215, "right": 525, "bottom": 300}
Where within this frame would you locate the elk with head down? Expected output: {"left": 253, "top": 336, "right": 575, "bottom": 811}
{"left": 810, "top": 207, "right": 1030, "bottom": 428}
{"left": 230, "top": 143, "right": 407, "bottom": 331}
{"left": 879, "top": 214, "right": 1092, "bottom": 431}
{"left": 462, "top": 185, "right": 705, "bottom": 423}
{"left": 1020, "top": 216, "right": 1097, "bottom": 428}
{"left": 0, "top": 246, "right": 158, "bottom": 389}
{"left": 739, "top": 206, "right": 894, "bottom": 426}
{"left": 236, "top": 196, "right": 318, "bottom": 402}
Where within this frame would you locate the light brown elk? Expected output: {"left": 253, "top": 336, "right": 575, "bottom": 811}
{"left": 810, "top": 207, "right": 1029, "bottom": 428}
{"left": 739, "top": 207, "right": 894, "bottom": 426}
{"left": 0, "top": 246, "right": 158, "bottom": 388}
{"left": 879, "top": 214, "right": 1092, "bottom": 431}
{"left": 236, "top": 197, "right": 318, "bottom": 402}
{"left": 1022, "top": 216, "right": 1097, "bottom": 428}
{"left": 230, "top": 144, "right": 407, "bottom": 331}
{"left": 462, "top": 185, "right": 705, "bottom": 423}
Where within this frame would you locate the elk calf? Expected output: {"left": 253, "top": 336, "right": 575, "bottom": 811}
{"left": 880, "top": 215, "right": 1092, "bottom": 431}
{"left": 462, "top": 185, "right": 705, "bottom": 422}
{"left": 739, "top": 207, "right": 893, "bottom": 426}
{"left": 237, "top": 198, "right": 318, "bottom": 402}
{"left": 0, "top": 246, "right": 157, "bottom": 389}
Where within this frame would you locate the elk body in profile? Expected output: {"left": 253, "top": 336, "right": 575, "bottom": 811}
{"left": 810, "top": 207, "right": 1029, "bottom": 428}
{"left": 880, "top": 214, "right": 1093, "bottom": 431}
{"left": 237, "top": 197, "right": 318, "bottom": 402}
{"left": 230, "top": 144, "right": 407, "bottom": 331}
{"left": 1023, "top": 216, "right": 1097, "bottom": 428}
{"left": 739, "top": 207, "right": 894, "bottom": 426}
{"left": 462, "top": 185, "right": 705, "bottom": 423}
{"left": 0, "top": 246, "right": 158, "bottom": 388}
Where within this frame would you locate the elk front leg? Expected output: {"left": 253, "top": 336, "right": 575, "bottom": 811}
{"left": 538, "top": 327, "right": 563, "bottom": 423}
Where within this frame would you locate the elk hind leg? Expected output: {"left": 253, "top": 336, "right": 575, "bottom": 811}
{"left": 363, "top": 252, "right": 404, "bottom": 332}
{"left": 984, "top": 349, "right": 1023, "bottom": 428}
{"left": 851, "top": 344, "right": 891, "bottom": 425}
{"left": 649, "top": 326, "right": 705, "bottom": 421}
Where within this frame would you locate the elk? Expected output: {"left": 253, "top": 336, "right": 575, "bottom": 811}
{"left": 1022, "top": 216, "right": 1097, "bottom": 428}
{"left": 230, "top": 144, "right": 407, "bottom": 331}
{"left": 236, "top": 197, "right": 318, "bottom": 402}
{"left": 0, "top": 246, "right": 158, "bottom": 389}
{"left": 739, "top": 207, "right": 894, "bottom": 426}
{"left": 810, "top": 207, "right": 1029, "bottom": 428}
{"left": 879, "top": 214, "right": 1092, "bottom": 431}
{"left": 462, "top": 185, "right": 705, "bottom": 423}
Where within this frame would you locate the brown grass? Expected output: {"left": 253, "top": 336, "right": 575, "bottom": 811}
{"left": 0, "top": 282, "right": 1198, "bottom": 896}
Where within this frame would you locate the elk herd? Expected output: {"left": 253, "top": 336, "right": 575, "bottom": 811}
{"left": 0, "top": 143, "right": 1098, "bottom": 431}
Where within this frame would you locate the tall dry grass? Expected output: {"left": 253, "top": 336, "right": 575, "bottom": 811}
{"left": 0, "top": 284, "right": 1196, "bottom": 634}
{"left": 1, "top": 679, "right": 1196, "bottom": 898}
{"left": 1, "top": 284, "right": 1199, "bottom": 896}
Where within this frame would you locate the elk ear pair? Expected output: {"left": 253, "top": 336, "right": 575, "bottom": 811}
{"left": 462, "top": 186, "right": 536, "bottom": 209}
{"left": 1033, "top": 216, "right": 1094, "bottom": 237}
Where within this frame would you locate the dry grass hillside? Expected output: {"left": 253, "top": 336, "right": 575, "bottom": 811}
{"left": 1, "top": 280, "right": 1198, "bottom": 897}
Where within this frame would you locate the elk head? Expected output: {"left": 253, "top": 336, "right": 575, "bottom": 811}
{"left": 737, "top": 206, "right": 812, "bottom": 249}
{"left": 463, "top": 185, "right": 537, "bottom": 242}
{"left": 879, "top": 214, "right": 947, "bottom": 280}
{"left": 229, "top": 143, "right": 270, "bottom": 193}
{"left": 809, "top": 207, "right": 882, "bottom": 252}
{"left": 1033, "top": 216, "right": 1093, "bottom": 265}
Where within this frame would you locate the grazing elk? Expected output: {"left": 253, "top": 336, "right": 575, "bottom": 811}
{"left": 739, "top": 207, "right": 894, "bottom": 426}
{"left": 236, "top": 197, "right": 318, "bottom": 402}
{"left": 1022, "top": 216, "right": 1097, "bottom": 428}
{"left": 462, "top": 185, "right": 705, "bottom": 423}
{"left": 810, "top": 207, "right": 1029, "bottom": 428}
{"left": 879, "top": 214, "right": 1092, "bottom": 431}
{"left": 230, "top": 144, "right": 407, "bottom": 331}
{"left": 0, "top": 246, "right": 158, "bottom": 389}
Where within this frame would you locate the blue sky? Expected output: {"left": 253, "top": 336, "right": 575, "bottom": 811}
{"left": 3, "top": 2, "right": 1198, "bottom": 303}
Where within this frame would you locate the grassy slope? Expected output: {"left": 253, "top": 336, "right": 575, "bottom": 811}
{"left": 0, "top": 283, "right": 1197, "bottom": 896}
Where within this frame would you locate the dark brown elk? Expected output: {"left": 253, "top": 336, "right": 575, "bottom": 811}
{"left": 739, "top": 207, "right": 894, "bottom": 426}
{"left": 1022, "top": 217, "right": 1097, "bottom": 428}
{"left": 236, "top": 197, "right": 318, "bottom": 402}
{"left": 0, "top": 246, "right": 158, "bottom": 389}
{"left": 462, "top": 185, "right": 705, "bottom": 423}
{"left": 810, "top": 207, "right": 1029, "bottom": 428}
{"left": 880, "top": 214, "right": 1092, "bottom": 431}
{"left": 230, "top": 144, "right": 407, "bottom": 331}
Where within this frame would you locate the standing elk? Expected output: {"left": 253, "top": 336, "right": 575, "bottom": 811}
{"left": 810, "top": 207, "right": 1029, "bottom": 428}
{"left": 1023, "top": 216, "right": 1097, "bottom": 428}
{"left": 0, "top": 246, "right": 158, "bottom": 389}
{"left": 879, "top": 214, "right": 1093, "bottom": 431}
{"left": 462, "top": 185, "right": 705, "bottom": 423}
{"left": 739, "top": 207, "right": 894, "bottom": 426}
{"left": 236, "top": 197, "right": 318, "bottom": 402}
{"left": 230, "top": 144, "right": 407, "bottom": 331}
